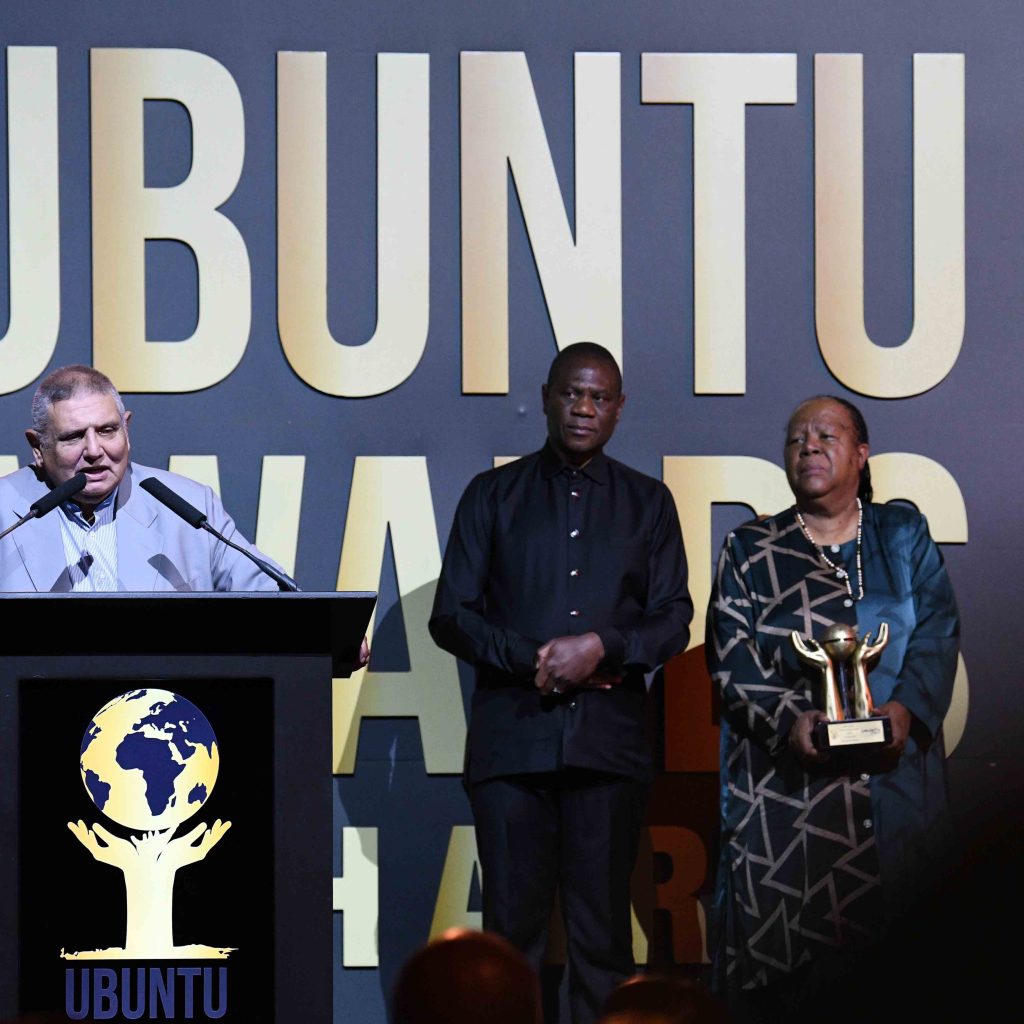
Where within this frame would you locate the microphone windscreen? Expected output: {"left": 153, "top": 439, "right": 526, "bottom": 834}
{"left": 30, "top": 472, "right": 88, "bottom": 518}
{"left": 139, "top": 476, "right": 208, "bottom": 529}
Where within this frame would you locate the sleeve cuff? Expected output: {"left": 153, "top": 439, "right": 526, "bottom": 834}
{"left": 772, "top": 697, "right": 816, "bottom": 757}
{"left": 887, "top": 690, "right": 937, "bottom": 740}
{"left": 511, "top": 635, "right": 541, "bottom": 676}
{"left": 596, "top": 627, "right": 625, "bottom": 669}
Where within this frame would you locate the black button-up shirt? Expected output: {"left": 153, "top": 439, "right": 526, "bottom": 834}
{"left": 430, "top": 444, "right": 692, "bottom": 783}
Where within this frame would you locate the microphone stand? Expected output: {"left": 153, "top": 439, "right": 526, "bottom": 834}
{"left": 199, "top": 522, "right": 300, "bottom": 592}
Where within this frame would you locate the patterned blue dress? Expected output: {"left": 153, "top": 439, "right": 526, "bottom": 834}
{"left": 706, "top": 502, "right": 959, "bottom": 995}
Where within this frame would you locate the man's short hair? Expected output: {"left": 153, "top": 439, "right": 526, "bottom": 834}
{"left": 546, "top": 342, "right": 623, "bottom": 393}
{"left": 31, "top": 365, "right": 126, "bottom": 443}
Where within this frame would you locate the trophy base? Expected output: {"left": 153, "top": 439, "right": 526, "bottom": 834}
{"left": 814, "top": 715, "right": 891, "bottom": 751}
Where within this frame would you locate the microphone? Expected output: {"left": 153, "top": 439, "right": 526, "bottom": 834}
{"left": 0, "top": 472, "right": 88, "bottom": 543}
{"left": 139, "top": 476, "right": 207, "bottom": 528}
{"left": 29, "top": 472, "right": 89, "bottom": 518}
{"left": 139, "top": 476, "right": 299, "bottom": 592}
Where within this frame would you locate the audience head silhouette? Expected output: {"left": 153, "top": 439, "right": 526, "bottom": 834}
{"left": 392, "top": 929, "right": 542, "bottom": 1024}
{"left": 599, "top": 975, "right": 728, "bottom": 1024}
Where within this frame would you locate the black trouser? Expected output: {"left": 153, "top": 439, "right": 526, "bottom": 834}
{"left": 469, "top": 769, "right": 649, "bottom": 1024}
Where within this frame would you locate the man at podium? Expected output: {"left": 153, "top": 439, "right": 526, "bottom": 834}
{"left": 0, "top": 364, "right": 282, "bottom": 593}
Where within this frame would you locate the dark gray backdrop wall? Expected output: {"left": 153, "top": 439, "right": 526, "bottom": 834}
{"left": 2, "top": 2, "right": 1021, "bottom": 1022}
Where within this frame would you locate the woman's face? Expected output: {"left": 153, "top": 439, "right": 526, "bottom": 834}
{"left": 784, "top": 399, "right": 869, "bottom": 508}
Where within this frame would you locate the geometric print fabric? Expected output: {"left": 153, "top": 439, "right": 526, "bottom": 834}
{"left": 708, "top": 512, "right": 882, "bottom": 993}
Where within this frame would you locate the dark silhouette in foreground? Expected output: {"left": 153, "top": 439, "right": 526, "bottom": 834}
{"left": 392, "top": 928, "right": 542, "bottom": 1024}
{"left": 599, "top": 975, "right": 728, "bottom": 1024}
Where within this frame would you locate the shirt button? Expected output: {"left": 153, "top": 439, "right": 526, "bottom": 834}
{"left": 570, "top": 529, "right": 580, "bottom": 538}
{"left": 570, "top": 609, "right": 580, "bottom": 617}
{"left": 843, "top": 598, "right": 853, "bottom": 608}
{"left": 830, "top": 544, "right": 841, "bottom": 553}
{"left": 862, "top": 819, "right": 873, "bottom": 829}
{"left": 860, "top": 773, "right": 870, "bottom": 782}
{"left": 569, "top": 700, "right": 577, "bottom": 710}
{"left": 570, "top": 490, "right": 580, "bottom": 498}
{"left": 570, "top": 569, "right": 580, "bottom": 577}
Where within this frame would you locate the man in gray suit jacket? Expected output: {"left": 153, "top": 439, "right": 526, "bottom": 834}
{"left": 0, "top": 364, "right": 278, "bottom": 593}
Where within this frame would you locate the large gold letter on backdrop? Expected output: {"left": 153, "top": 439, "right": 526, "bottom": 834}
{"left": 429, "top": 826, "right": 482, "bottom": 939}
{"left": 662, "top": 455, "right": 792, "bottom": 643}
{"left": 333, "top": 457, "right": 466, "bottom": 774}
{"left": 0, "top": 47, "right": 59, "bottom": 395}
{"left": 333, "top": 827, "right": 379, "bottom": 967}
{"left": 278, "top": 53, "right": 429, "bottom": 397}
{"left": 91, "top": 48, "right": 250, "bottom": 392}
{"left": 461, "top": 52, "right": 621, "bottom": 393}
{"left": 642, "top": 54, "right": 796, "bottom": 394}
{"left": 648, "top": 826, "right": 709, "bottom": 965}
{"left": 870, "top": 452, "right": 969, "bottom": 753}
{"left": 815, "top": 54, "right": 965, "bottom": 397}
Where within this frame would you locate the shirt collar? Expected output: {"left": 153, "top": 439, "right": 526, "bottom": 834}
{"left": 62, "top": 488, "right": 118, "bottom": 525}
{"left": 540, "top": 442, "right": 610, "bottom": 484}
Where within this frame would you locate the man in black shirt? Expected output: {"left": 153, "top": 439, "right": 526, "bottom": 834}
{"left": 430, "top": 343, "right": 692, "bottom": 1023}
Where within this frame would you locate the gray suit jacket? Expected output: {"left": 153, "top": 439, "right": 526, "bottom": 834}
{"left": 0, "top": 463, "right": 281, "bottom": 592}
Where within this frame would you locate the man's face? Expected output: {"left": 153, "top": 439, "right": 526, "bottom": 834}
{"left": 542, "top": 357, "right": 624, "bottom": 466}
{"left": 27, "top": 392, "right": 132, "bottom": 511}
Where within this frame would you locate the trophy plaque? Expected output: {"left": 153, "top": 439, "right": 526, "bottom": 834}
{"left": 790, "top": 622, "right": 891, "bottom": 750}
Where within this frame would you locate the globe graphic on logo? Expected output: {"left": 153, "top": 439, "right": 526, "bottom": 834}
{"left": 79, "top": 689, "right": 220, "bottom": 832}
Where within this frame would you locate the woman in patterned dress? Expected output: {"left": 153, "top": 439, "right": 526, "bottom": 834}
{"left": 706, "top": 396, "right": 959, "bottom": 1020}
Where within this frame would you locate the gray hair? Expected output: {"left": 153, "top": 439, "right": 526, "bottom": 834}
{"left": 31, "top": 365, "right": 126, "bottom": 445}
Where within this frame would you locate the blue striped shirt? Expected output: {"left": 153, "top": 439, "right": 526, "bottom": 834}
{"left": 57, "top": 491, "right": 118, "bottom": 591}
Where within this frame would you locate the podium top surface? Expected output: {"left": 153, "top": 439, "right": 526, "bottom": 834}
{"left": 0, "top": 591, "right": 376, "bottom": 676}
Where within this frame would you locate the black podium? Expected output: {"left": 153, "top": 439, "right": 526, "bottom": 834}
{"left": 0, "top": 591, "right": 375, "bottom": 1024}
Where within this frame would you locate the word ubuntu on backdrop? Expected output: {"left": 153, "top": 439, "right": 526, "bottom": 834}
{"left": 65, "top": 967, "right": 228, "bottom": 1020}
{"left": 4, "top": 48, "right": 962, "bottom": 398}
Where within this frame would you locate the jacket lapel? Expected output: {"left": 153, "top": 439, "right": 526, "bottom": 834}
{"left": 13, "top": 510, "right": 72, "bottom": 592}
{"left": 114, "top": 466, "right": 165, "bottom": 590}
{"left": 6, "top": 469, "right": 73, "bottom": 592}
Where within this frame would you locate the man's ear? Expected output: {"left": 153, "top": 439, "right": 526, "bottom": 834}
{"left": 25, "top": 429, "right": 44, "bottom": 468}
{"left": 541, "top": 383, "right": 549, "bottom": 414}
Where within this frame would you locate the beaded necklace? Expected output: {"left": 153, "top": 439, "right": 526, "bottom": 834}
{"left": 793, "top": 498, "right": 864, "bottom": 602}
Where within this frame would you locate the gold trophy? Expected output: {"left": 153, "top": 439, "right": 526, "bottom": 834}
{"left": 790, "top": 622, "right": 891, "bottom": 750}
